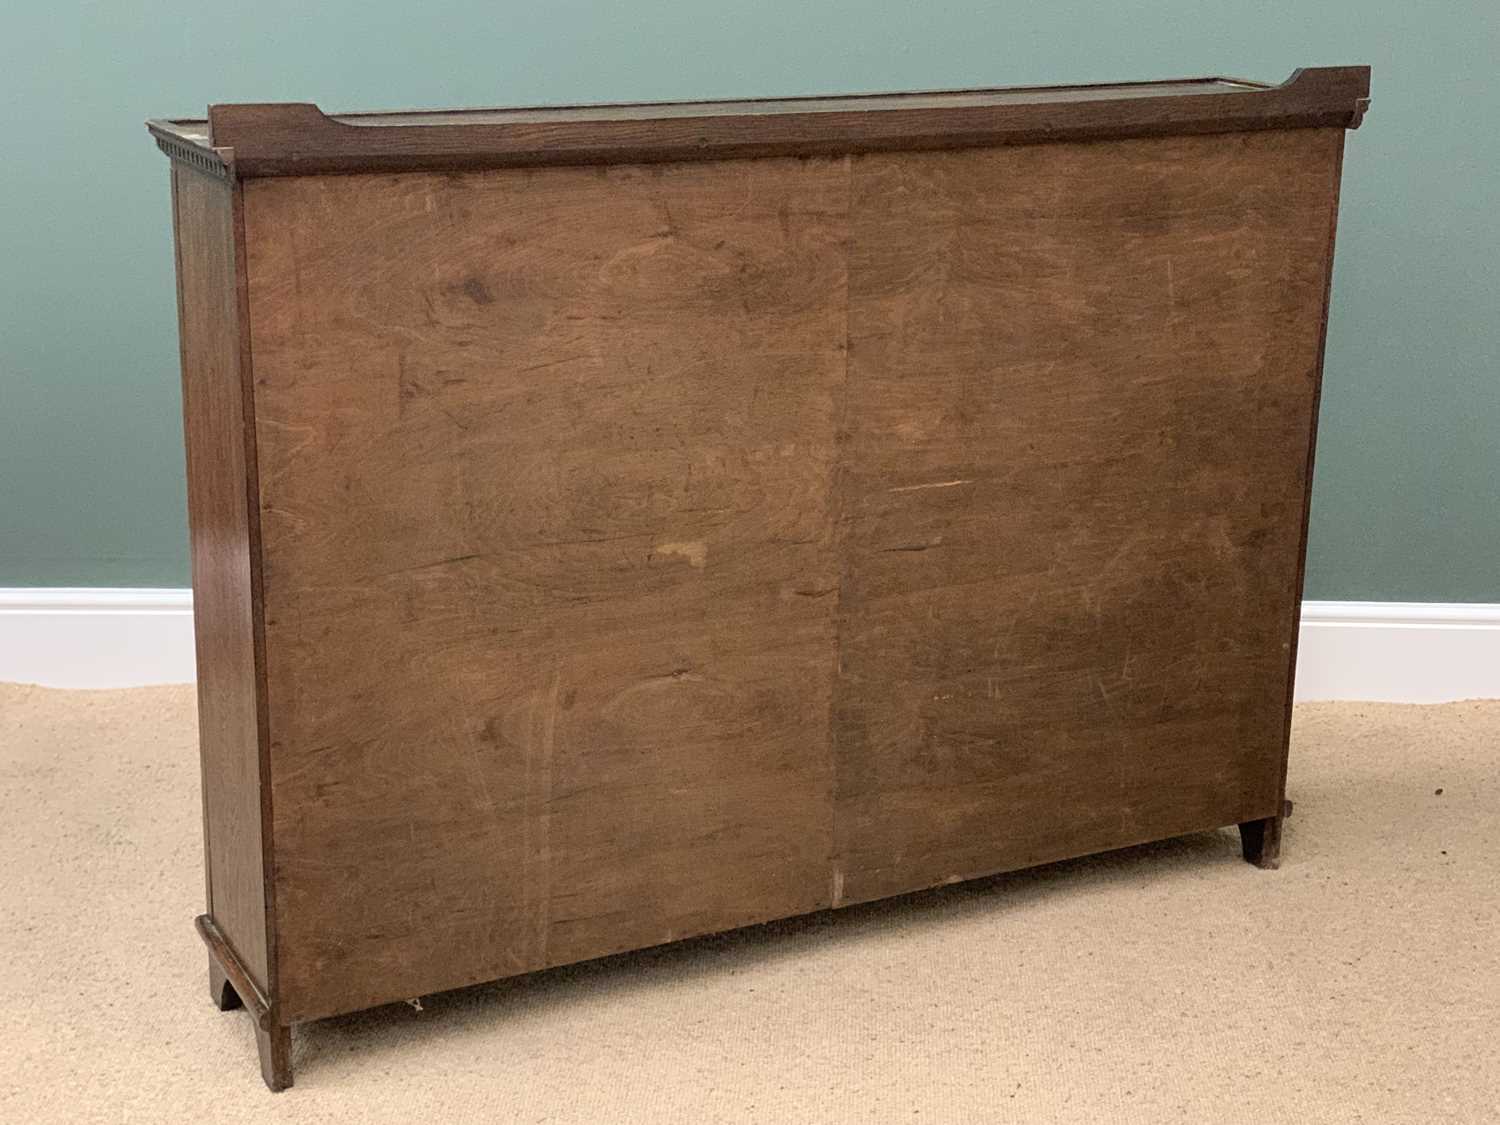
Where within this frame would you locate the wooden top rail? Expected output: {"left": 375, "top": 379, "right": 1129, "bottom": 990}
{"left": 147, "top": 66, "right": 1370, "bottom": 179}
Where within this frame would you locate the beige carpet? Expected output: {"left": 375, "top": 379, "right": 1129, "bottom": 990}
{"left": 1, "top": 684, "right": 1495, "bottom": 1124}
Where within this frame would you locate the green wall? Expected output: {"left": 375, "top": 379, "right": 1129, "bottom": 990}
{"left": 2, "top": 2, "right": 1496, "bottom": 599}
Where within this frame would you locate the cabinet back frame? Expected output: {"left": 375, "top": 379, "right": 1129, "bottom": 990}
{"left": 150, "top": 65, "right": 1371, "bottom": 1090}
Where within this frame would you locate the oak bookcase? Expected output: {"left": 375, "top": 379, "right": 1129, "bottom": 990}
{"left": 149, "top": 65, "right": 1370, "bottom": 1089}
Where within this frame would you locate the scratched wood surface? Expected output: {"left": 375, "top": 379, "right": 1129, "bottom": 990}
{"left": 244, "top": 158, "right": 851, "bottom": 1022}
{"left": 832, "top": 128, "right": 1344, "bottom": 904}
{"left": 171, "top": 167, "right": 270, "bottom": 990}
{"left": 236, "top": 129, "right": 1344, "bottom": 1025}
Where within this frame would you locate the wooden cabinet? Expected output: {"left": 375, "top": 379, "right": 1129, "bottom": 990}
{"left": 149, "top": 65, "right": 1370, "bottom": 1090}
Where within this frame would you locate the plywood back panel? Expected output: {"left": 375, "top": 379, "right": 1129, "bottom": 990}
{"left": 833, "top": 129, "right": 1343, "bottom": 903}
{"left": 245, "top": 159, "right": 851, "bottom": 1022}
{"left": 241, "top": 129, "right": 1343, "bottom": 1022}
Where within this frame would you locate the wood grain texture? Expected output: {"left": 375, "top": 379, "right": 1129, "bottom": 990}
{"left": 171, "top": 166, "right": 271, "bottom": 991}
{"left": 237, "top": 131, "right": 1349, "bottom": 1022}
{"left": 146, "top": 66, "right": 1368, "bottom": 179}
{"left": 243, "top": 158, "right": 851, "bottom": 1022}
{"left": 157, "top": 91, "right": 1362, "bottom": 1069}
{"left": 831, "top": 129, "right": 1345, "bottom": 905}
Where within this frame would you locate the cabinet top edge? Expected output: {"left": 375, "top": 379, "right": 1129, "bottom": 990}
{"left": 146, "top": 65, "right": 1370, "bottom": 180}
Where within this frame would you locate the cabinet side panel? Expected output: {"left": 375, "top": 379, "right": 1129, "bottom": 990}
{"left": 171, "top": 165, "right": 269, "bottom": 989}
{"left": 244, "top": 158, "right": 848, "bottom": 1023}
{"left": 835, "top": 129, "right": 1344, "bottom": 904}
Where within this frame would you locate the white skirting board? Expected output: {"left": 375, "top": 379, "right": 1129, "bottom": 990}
{"left": 1, "top": 589, "right": 1498, "bottom": 701}
{"left": 1293, "top": 601, "right": 1500, "bottom": 703}
{"left": 0, "top": 588, "right": 196, "bottom": 689}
